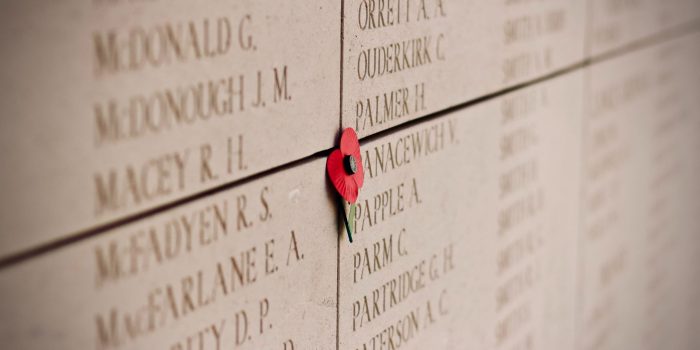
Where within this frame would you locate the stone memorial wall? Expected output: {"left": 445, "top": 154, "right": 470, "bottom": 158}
{"left": 0, "top": 1, "right": 699, "bottom": 349}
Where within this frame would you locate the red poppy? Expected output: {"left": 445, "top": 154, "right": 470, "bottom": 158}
{"left": 327, "top": 128, "right": 364, "bottom": 203}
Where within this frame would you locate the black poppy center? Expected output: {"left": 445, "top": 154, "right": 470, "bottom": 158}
{"left": 344, "top": 155, "right": 358, "bottom": 175}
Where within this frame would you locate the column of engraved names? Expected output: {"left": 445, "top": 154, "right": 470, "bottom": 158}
{"left": 0, "top": 0, "right": 342, "bottom": 254}
{"left": 640, "top": 45, "right": 695, "bottom": 350}
{"left": 91, "top": 1, "right": 290, "bottom": 217}
{"left": 348, "top": 0, "right": 447, "bottom": 136}
{"left": 494, "top": 87, "right": 545, "bottom": 350}
{"left": 581, "top": 62, "right": 649, "bottom": 350}
{"left": 92, "top": 179, "right": 317, "bottom": 350}
{"left": 341, "top": 118, "right": 461, "bottom": 349}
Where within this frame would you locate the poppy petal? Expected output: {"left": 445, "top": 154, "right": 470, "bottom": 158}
{"left": 327, "top": 149, "right": 359, "bottom": 203}
{"left": 345, "top": 175, "right": 359, "bottom": 203}
{"left": 340, "top": 128, "right": 360, "bottom": 155}
{"left": 327, "top": 149, "right": 346, "bottom": 191}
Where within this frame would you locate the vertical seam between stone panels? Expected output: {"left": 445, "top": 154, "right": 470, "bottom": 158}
{"left": 584, "top": 0, "right": 592, "bottom": 59}
{"left": 574, "top": 58, "right": 591, "bottom": 350}
{"left": 339, "top": 0, "right": 345, "bottom": 131}
{"left": 576, "top": 1, "right": 592, "bottom": 346}
{"left": 337, "top": 2, "right": 345, "bottom": 349}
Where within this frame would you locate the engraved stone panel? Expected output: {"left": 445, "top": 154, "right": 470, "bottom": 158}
{"left": 0, "top": 159, "right": 337, "bottom": 350}
{"left": 342, "top": 0, "right": 585, "bottom": 138}
{"left": 338, "top": 70, "right": 583, "bottom": 349}
{"left": 0, "top": 0, "right": 341, "bottom": 257}
{"left": 579, "top": 32, "right": 700, "bottom": 350}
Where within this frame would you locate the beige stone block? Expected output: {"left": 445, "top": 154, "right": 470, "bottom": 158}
{"left": 0, "top": 0, "right": 341, "bottom": 257}
{"left": 0, "top": 158, "right": 338, "bottom": 350}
